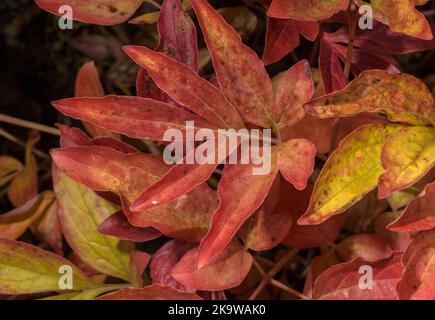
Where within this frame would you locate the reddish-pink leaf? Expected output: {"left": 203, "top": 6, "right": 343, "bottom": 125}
{"left": 304, "top": 250, "right": 339, "bottom": 298}
{"left": 312, "top": 253, "right": 404, "bottom": 300}
{"left": 150, "top": 239, "right": 197, "bottom": 292}
{"left": 280, "top": 183, "right": 345, "bottom": 249}
{"left": 275, "top": 60, "right": 314, "bottom": 129}
{"left": 263, "top": 18, "right": 318, "bottom": 65}
{"left": 124, "top": 46, "right": 243, "bottom": 129}
{"left": 52, "top": 95, "right": 215, "bottom": 141}
{"left": 388, "top": 182, "right": 435, "bottom": 232}
{"left": 75, "top": 61, "right": 119, "bottom": 139}
{"left": 97, "top": 285, "right": 203, "bottom": 300}
{"left": 276, "top": 138, "right": 316, "bottom": 190}
{"left": 375, "top": 212, "right": 412, "bottom": 252}
{"left": 51, "top": 146, "right": 217, "bottom": 241}
{"left": 98, "top": 211, "right": 161, "bottom": 242}
{"left": 319, "top": 37, "right": 347, "bottom": 94}
{"left": 267, "top": 0, "right": 349, "bottom": 21}
{"left": 239, "top": 176, "right": 292, "bottom": 251}
{"left": 397, "top": 230, "right": 435, "bottom": 299}
{"left": 172, "top": 241, "right": 253, "bottom": 291}
{"left": 36, "top": 0, "right": 145, "bottom": 26}
{"left": 191, "top": 0, "right": 276, "bottom": 128}
{"left": 335, "top": 234, "right": 393, "bottom": 262}
{"left": 197, "top": 151, "right": 278, "bottom": 267}
{"left": 129, "top": 250, "right": 151, "bottom": 288}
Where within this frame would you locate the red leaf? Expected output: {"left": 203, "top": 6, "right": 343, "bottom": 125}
{"left": 197, "top": 151, "right": 278, "bottom": 267}
{"left": 312, "top": 253, "right": 404, "bottom": 300}
{"left": 51, "top": 146, "right": 217, "bottom": 241}
{"left": 281, "top": 183, "right": 346, "bottom": 249}
{"left": 319, "top": 37, "right": 347, "bottom": 94}
{"left": 124, "top": 46, "right": 244, "bottom": 129}
{"left": 97, "top": 284, "right": 203, "bottom": 300}
{"left": 150, "top": 239, "right": 197, "bottom": 292}
{"left": 52, "top": 95, "right": 215, "bottom": 141}
{"left": 397, "top": 230, "right": 435, "bottom": 300}
{"left": 335, "top": 234, "right": 393, "bottom": 262}
{"left": 263, "top": 18, "right": 318, "bottom": 65}
{"left": 239, "top": 176, "right": 292, "bottom": 251}
{"left": 388, "top": 182, "right": 435, "bottom": 232}
{"left": 36, "top": 0, "right": 144, "bottom": 26}
{"left": 98, "top": 211, "right": 161, "bottom": 242}
{"left": 191, "top": 0, "right": 276, "bottom": 128}
{"left": 172, "top": 241, "right": 253, "bottom": 291}
{"left": 267, "top": 0, "right": 349, "bottom": 21}
{"left": 129, "top": 250, "right": 151, "bottom": 288}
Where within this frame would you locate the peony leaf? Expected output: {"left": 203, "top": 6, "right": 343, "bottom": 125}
{"left": 312, "top": 253, "right": 404, "bottom": 300}
{"left": 299, "top": 124, "right": 401, "bottom": 224}
{"left": 124, "top": 46, "right": 244, "bottom": 129}
{"left": 274, "top": 60, "right": 314, "bottom": 129}
{"left": 267, "top": 0, "right": 349, "bottom": 21}
{"left": 42, "top": 287, "right": 119, "bottom": 300}
{"left": 36, "top": 0, "right": 144, "bottom": 26}
{"left": 53, "top": 166, "right": 134, "bottom": 281}
{"left": 7, "top": 131, "right": 39, "bottom": 207}
{"left": 388, "top": 181, "right": 435, "bottom": 232}
{"left": 0, "top": 238, "right": 97, "bottom": 294}
{"left": 52, "top": 95, "right": 215, "bottom": 141}
{"left": 0, "top": 191, "right": 55, "bottom": 240}
{"left": 276, "top": 138, "right": 316, "bottom": 190}
{"left": 129, "top": 250, "right": 151, "bottom": 288}
{"left": 335, "top": 234, "right": 393, "bottom": 262}
{"left": 378, "top": 126, "right": 435, "bottom": 198}
{"left": 51, "top": 146, "right": 217, "bottom": 241}
{"left": 306, "top": 70, "right": 435, "bottom": 127}
{"left": 0, "top": 156, "right": 22, "bottom": 189}
{"left": 191, "top": 0, "right": 276, "bottom": 128}
{"left": 355, "top": 0, "right": 433, "bottom": 40}
{"left": 98, "top": 211, "right": 161, "bottom": 242}
{"left": 31, "top": 201, "right": 63, "bottom": 255}
{"left": 172, "top": 241, "right": 253, "bottom": 291}
{"left": 197, "top": 150, "right": 278, "bottom": 267}
{"left": 318, "top": 36, "right": 347, "bottom": 94}
{"left": 97, "top": 284, "right": 203, "bottom": 300}
{"left": 397, "top": 230, "right": 435, "bottom": 299}
{"left": 150, "top": 239, "right": 197, "bottom": 292}
{"left": 375, "top": 212, "right": 412, "bottom": 252}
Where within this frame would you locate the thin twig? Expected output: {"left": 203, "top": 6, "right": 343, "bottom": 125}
{"left": 0, "top": 127, "right": 49, "bottom": 159}
{"left": 270, "top": 279, "right": 310, "bottom": 300}
{"left": 343, "top": 4, "right": 357, "bottom": 80}
{"left": 0, "top": 113, "right": 60, "bottom": 136}
{"left": 145, "top": 0, "right": 162, "bottom": 9}
{"left": 249, "top": 248, "right": 299, "bottom": 300}
{"left": 253, "top": 258, "right": 266, "bottom": 277}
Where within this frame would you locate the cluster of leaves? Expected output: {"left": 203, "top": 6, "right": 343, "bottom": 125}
{"left": 0, "top": 0, "right": 434, "bottom": 300}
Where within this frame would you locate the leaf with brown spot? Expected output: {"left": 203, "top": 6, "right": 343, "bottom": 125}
{"left": 306, "top": 70, "right": 435, "bottom": 127}
{"left": 299, "top": 124, "right": 401, "bottom": 224}
{"left": 191, "top": 0, "right": 276, "bottom": 128}
{"left": 172, "top": 241, "right": 253, "bottom": 291}
{"left": 378, "top": 126, "right": 435, "bottom": 198}
{"left": 36, "top": 0, "right": 145, "bottom": 26}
